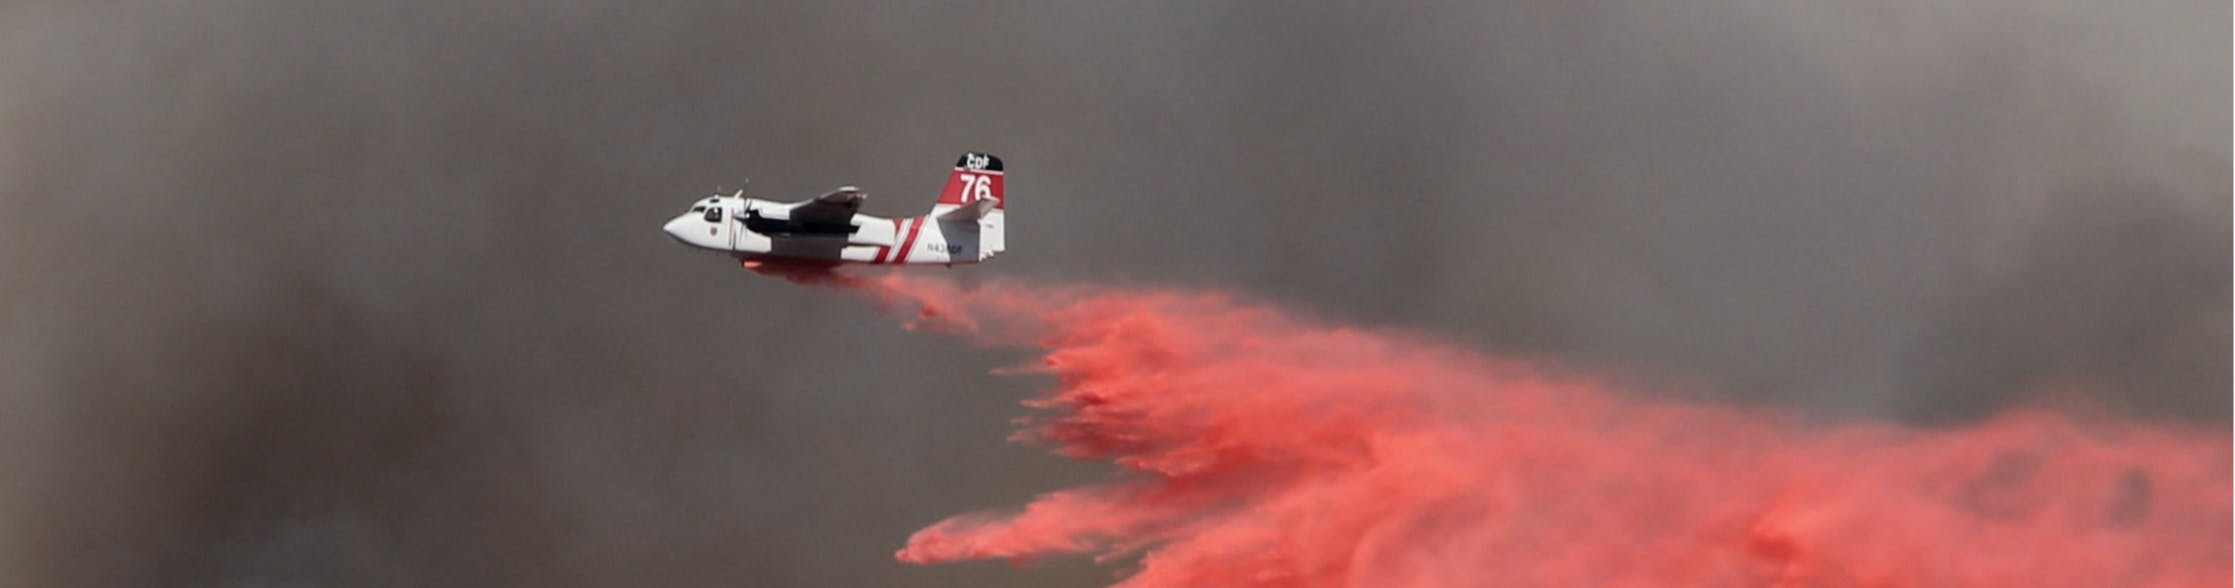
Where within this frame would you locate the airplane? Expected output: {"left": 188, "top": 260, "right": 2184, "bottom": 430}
{"left": 663, "top": 152, "right": 1005, "bottom": 272}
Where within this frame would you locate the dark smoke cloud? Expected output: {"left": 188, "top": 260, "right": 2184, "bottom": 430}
{"left": 0, "top": 1, "right": 2222, "bottom": 586}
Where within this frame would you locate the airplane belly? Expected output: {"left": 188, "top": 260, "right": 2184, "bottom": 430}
{"left": 841, "top": 245, "right": 886, "bottom": 263}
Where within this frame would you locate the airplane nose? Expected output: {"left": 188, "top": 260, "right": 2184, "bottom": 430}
{"left": 662, "top": 215, "right": 693, "bottom": 244}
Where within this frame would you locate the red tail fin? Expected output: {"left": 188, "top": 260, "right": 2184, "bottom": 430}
{"left": 935, "top": 152, "right": 1004, "bottom": 211}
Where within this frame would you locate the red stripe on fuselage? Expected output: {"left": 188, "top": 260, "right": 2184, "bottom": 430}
{"left": 872, "top": 218, "right": 901, "bottom": 263}
{"left": 892, "top": 217, "right": 926, "bottom": 265}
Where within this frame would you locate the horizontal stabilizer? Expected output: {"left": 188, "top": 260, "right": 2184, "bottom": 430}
{"left": 935, "top": 198, "right": 997, "bottom": 221}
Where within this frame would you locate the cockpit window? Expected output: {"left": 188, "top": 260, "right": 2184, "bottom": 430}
{"left": 702, "top": 206, "right": 722, "bottom": 222}
{"left": 690, "top": 206, "right": 706, "bottom": 212}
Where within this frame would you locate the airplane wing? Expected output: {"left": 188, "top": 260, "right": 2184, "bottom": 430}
{"left": 796, "top": 186, "right": 865, "bottom": 216}
{"left": 741, "top": 186, "right": 865, "bottom": 237}
{"left": 791, "top": 186, "right": 864, "bottom": 227}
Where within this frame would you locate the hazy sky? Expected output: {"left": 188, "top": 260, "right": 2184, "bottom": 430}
{"left": 1, "top": 2, "right": 2225, "bottom": 586}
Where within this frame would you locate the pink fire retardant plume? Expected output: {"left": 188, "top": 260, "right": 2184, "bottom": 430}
{"left": 854, "top": 274, "right": 2229, "bottom": 588}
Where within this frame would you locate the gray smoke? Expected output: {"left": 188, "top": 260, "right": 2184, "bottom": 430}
{"left": 0, "top": 1, "right": 2223, "bottom": 586}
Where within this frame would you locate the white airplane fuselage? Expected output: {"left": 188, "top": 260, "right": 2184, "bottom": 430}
{"left": 662, "top": 196, "right": 1003, "bottom": 266}
{"left": 663, "top": 151, "right": 1008, "bottom": 268}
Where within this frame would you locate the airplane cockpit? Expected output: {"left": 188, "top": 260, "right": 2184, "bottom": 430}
{"left": 662, "top": 195, "right": 733, "bottom": 250}
{"left": 690, "top": 196, "right": 723, "bottom": 222}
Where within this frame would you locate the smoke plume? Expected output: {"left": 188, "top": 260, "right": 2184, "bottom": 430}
{"left": 871, "top": 274, "right": 2229, "bottom": 587}
{"left": 0, "top": 2, "right": 2223, "bottom": 587}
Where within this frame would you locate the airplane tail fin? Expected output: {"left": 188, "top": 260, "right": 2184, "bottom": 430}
{"left": 929, "top": 152, "right": 1004, "bottom": 259}
{"left": 932, "top": 152, "right": 1003, "bottom": 213}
